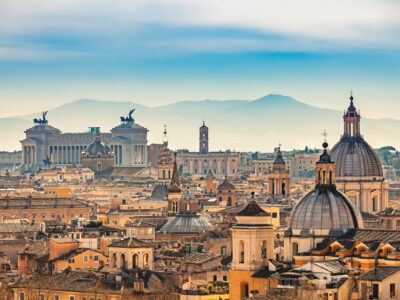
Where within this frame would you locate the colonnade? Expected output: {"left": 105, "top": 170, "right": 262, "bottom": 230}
{"left": 23, "top": 146, "right": 36, "bottom": 165}
{"left": 49, "top": 145, "right": 87, "bottom": 164}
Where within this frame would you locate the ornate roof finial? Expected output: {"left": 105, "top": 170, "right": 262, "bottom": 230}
{"left": 163, "top": 124, "right": 168, "bottom": 143}
{"left": 322, "top": 130, "right": 328, "bottom": 143}
{"left": 318, "top": 133, "right": 331, "bottom": 163}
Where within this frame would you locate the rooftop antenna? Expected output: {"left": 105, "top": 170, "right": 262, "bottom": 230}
{"left": 203, "top": 113, "right": 205, "bottom": 126}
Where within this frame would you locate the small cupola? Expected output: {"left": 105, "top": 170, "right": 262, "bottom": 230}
{"left": 315, "top": 142, "right": 336, "bottom": 186}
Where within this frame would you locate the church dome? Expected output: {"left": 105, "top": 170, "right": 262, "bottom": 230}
{"left": 158, "top": 214, "right": 213, "bottom": 234}
{"left": 288, "top": 141, "right": 364, "bottom": 231}
{"left": 330, "top": 137, "right": 383, "bottom": 178}
{"left": 85, "top": 137, "right": 112, "bottom": 155}
{"left": 288, "top": 186, "right": 364, "bottom": 230}
{"left": 330, "top": 95, "right": 383, "bottom": 179}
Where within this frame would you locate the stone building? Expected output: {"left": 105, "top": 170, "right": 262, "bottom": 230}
{"left": 229, "top": 193, "right": 275, "bottom": 299}
{"left": 81, "top": 133, "right": 115, "bottom": 172}
{"left": 205, "top": 169, "right": 217, "bottom": 194}
{"left": 0, "top": 195, "right": 93, "bottom": 224}
{"left": 377, "top": 207, "right": 400, "bottom": 230}
{"left": 284, "top": 142, "right": 364, "bottom": 262}
{"left": 267, "top": 147, "right": 291, "bottom": 200}
{"left": 21, "top": 109, "right": 148, "bottom": 172}
{"left": 217, "top": 177, "right": 236, "bottom": 207}
{"left": 176, "top": 121, "right": 241, "bottom": 178}
{"left": 330, "top": 95, "right": 389, "bottom": 214}
{"left": 108, "top": 237, "right": 154, "bottom": 270}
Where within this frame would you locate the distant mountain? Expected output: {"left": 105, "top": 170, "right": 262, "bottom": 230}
{"left": 1, "top": 94, "right": 399, "bottom": 152}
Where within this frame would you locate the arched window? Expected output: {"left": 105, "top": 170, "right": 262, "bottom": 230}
{"left": 261, "top": 240, "right": 267, "bottom": 259}
{"left": 186, "top": 203, "right": 190, "bottom": 211}
{"left": 282, "top": 183, "right": 286, "bottom": 195}
{"left": 163, "top": 170, "right": 166, "bottom": 179}
{"left": 112, "top": 253, "right": 117, "bottom": 268}
{"left": 219, "top": 197, "right": 222, "bottom": 202}
{"left": 173, "top": 200, "right": 178, "bottom": 213}
{"left": 239, "top": 240, "right": 244, "bottom": 263}
{"left": 329, "top": 171, "right": 332, "bottom": 184}
{"left": 120, "top": 253, "right": 126, "bottom": 269}
{"left": 323, "top": 170, "right": 327, "bottom": 184}
{"left": 292, "top": 242, "right": 299, "bottom": 257}
{"left": 143, "top": 253, "right": 149, "bottom": 268}
{"left": 133, "top": 254, "right": 139, "bottom": 268}
{"left": 97, "top": 162, "right": 102, "bottom": 171}
{"left": 168, "top": 170, "right": 171, "bottom": 179}
{"left": 372, "top": 197, "right": 377, "bottom": 212}
{"left": 227, "top": 196, "right": 232, "bottom": 206}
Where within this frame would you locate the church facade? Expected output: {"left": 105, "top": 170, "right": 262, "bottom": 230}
{"left": 21, "top": 110, "right": 148, "bottom": 172}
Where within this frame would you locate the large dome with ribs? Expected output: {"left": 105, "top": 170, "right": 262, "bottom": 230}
{"left": 329, "top": 95, "right": 382, "bottom": 179}
{"left": 288, "top": 186, "right": 364, "bottom": 230}
{"left": 330, "top": 137, "right": 383, "bottom": 178}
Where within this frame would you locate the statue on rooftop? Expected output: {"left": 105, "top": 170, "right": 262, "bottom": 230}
{"left": 33, "top": 111, "right": 48, "bottom": 125}
{"left": 120, "top": 109, "right": 135, "bottom": 123}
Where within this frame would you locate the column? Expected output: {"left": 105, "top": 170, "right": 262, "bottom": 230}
{"left": 119, "top": 145, "right": 122, "bottom": 165}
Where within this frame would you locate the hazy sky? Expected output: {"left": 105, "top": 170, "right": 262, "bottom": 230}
{"left": 1, "top": 0, "right": 400, "bottom": 118}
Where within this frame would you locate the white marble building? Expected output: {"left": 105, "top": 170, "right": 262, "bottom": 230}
{"left": 21, "top": 110, "right": 148, "bottom": 172}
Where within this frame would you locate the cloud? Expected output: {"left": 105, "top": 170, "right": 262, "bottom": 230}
{"left": 0, "top": 0, "right": 399, "bottom": 59}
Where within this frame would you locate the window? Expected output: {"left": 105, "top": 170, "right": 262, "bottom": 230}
{"left": 213, "top": 275, "right": 217, "bottom": 281}
{"left": 223, "top": 276, "right": 227, "bottom": 281}
{"left": 40, "top": 294, "right": 45, "bottom": 300}
{"left": 69, "top": 297, "right": 75, "bottom": 300}
{"left": 272, "top": 212, "right": 277, "bottom": 218}
{"left": 20, "top": 292, "right": 25, "bottom": 300}
{"left": 221, "top": 246, "right": 226, "bottom": 255}
{"left": 391, "top": 283, "right": 396, "bottom": 297}
{"left": 239, "top": 240, "right": 244, "bottom": 263}
{"left": 94, "top": 255, "right": 99, "bottom": 262}
{"left": 83, "top": 255, "right": 88, "bottom": 263}
{"left": 372, "top": 197, "right": 377, "bottom": 212}
{"left": 372, "top": 284, "right": 379, "bottom": 299}
{"left": 54, "top": 295, "right": 60, "bottom": 300}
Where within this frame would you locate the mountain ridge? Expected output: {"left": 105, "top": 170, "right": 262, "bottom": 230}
{"left": 1, "top": 94, "right": 399, "bottom": 152}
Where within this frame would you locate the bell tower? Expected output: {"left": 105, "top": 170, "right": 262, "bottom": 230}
{"left": 316, "top": 141, "right": 336, "bottom": 186}
{"left": 268, "top": 147, "right": 291, "bottom": 200}
{"left": 167, "top": 156, "right": 182, "bottom": 217}
{"left": 229, "top": 192, "right": 275, "bottom": 299}
{"left": 199, "top": 121, "right": 209, "bottom": 154}
{"left": 157, "top": 125, "right": 174, "bottom": 184}
{"left": 343, "top": 93, "right": 361, "bottom": 137}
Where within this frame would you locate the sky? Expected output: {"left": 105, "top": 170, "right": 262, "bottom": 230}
{"left": 0, "top": 0, "right": 400, "bottom": 118}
